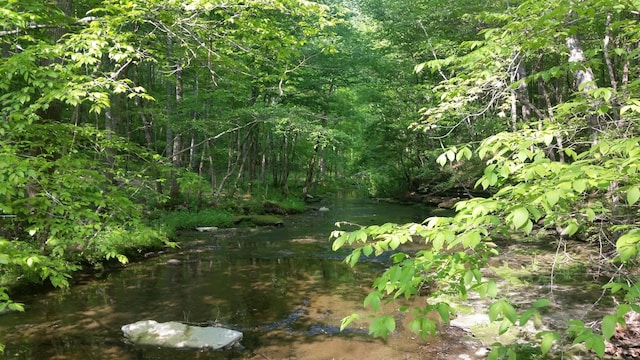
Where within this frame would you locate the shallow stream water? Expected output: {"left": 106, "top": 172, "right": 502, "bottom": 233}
{"left": 0, "top": 197, "right": 608, "bottom": 359}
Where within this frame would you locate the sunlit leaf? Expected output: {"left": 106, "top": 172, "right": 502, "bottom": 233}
{"left": 539, "top": 331, "right": 559, "bottom": 354}
{"left": 369, "top": 315, "right": 395, "bottom": 338}
{"left": 545, "top": 190, "right": 560, "bottom": 207}
{"left": 364, "top": 291, "right": 382, "bottom": 312}
{"left": 602, "top": 314, "right": 618, "bottom": 340}
{"left": 498, "top": 318, "right": 511, "bottom": 335}
{"left": 590, "top": 335, "right": 606, "bottom": 357}
{"left": 340, "top": 313, "right": 360, "bottom": 331}
{"left": 561, "top": 222, "right": 579, "bottom": 237}
{"left": 487, "top": 280, "right": 498, "bottom": 297}
{"left": 519, "top": 308, "right": 535, "bottom": 326}
{"left": 502, "top": 301, "right": 517, "bottom": 323}
{"left": 511, "top": 207, "right": 529, "bottom": 229}
{"left": 532, "top": 298, "right": 551, "bottom": 308}
{"left": 616, "top": 229, "right": 640, "bottom": 262}
{"left": 585, "top": 208, "right": 596, "bottom": 222}
{"left": 627, "top": 186, "right": 640, "bottom": 206}
{"left": 332, "top": 235, "right": 347, "bottom": 251}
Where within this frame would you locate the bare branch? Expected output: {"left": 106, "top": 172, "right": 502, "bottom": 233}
{"left": 171, "top": 120, "right": 261, "bottom": 158}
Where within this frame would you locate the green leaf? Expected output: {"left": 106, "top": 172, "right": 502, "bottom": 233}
{"left": 332, "top": 234, "right": 347, "bottom": 251}
{"left": 532, "top": 298, "right": 551, "bottom": 308}
{"left": 26, "top": 256, "right": 38, "bottom": 267}
{"left": 511, "top": 207, "right": 529, "bottom": 229}
{"left": 489, "top": 299, "right": 516, "bottom": 323}
{"left": 561, "top": 222, "right": 579, "bottom": 237}
{"left": 601, "top": 314, "right": 618, "bottom": 340}
{"left": 409, "top": 317, "right": 437, "bottom": 338}
{"left": 488, "top": 301, "right": 501, "bottom": 321}
{"left": 340, "top": 313, "right": 360, "bottom": 331}
{"left": 487, "top": 280, "right": 498, "bottom": 298}
{"left": 545, "top": 190, "right": 560, "bottom": 207}
{"left": 502, "top": 301, "right": 517, "bottom": 323}
{"left": 432, "top": 233, "right": 445, "bottom": 252}
{"left": 487, "top": 349, "right": 499, "bottom": 360}
{"left": 435, "top": 303, "right": 452, "bottom": 323}
{"left": 585, "top": 208, "right": 596, "bottom": 222}
{"left": 346, "top": 249, "right": 361, "bottom": 267}
{"left": 627, "top": 186, "right": 640, "bottom": 206}
{"left": 519, "top": 308, "right": 536, "bottom": 326}
{"left": 8, "top": 302, "right": 24, "bottom": 312}
{"left": 446, "top": 149, "right": 456, "bottom": 162}
{"left": 478, "top": 146, "right": 488, "bottom": 160}
{"left": 590, "top": 335, "right": 606, "bottom": 357}
{"left": 498, "top": 318, "right": 512, "bottom": 335}
{"left": 369, "top": 315, "right": 396, "bottom": 338}
{"left": 543, "top": 134, "right": 554, "bottom": 146}
{"left": 364, "top": 291, "right": 382, "bottom": 312}
{"left": 616, "top": 229, "right": 640, "bottom": 262}
{"left": 539, "top": 331, "right": 559, "bottom": 354}
{"left": 573, "top": 179, "right": 587, "bottom": 193}
{"left": 353, "top": 229, "right": 368, "bottom": 243}
{"left": 460, "top": 231, "right": 481, "bottom": 248}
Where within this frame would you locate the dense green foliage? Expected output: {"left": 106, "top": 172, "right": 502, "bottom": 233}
{"left": 0, "top": 0, "right": 345, "bottom": 321}
{"left": 331, "top": 0, "right": 640, "bottom": 358}
{"left": 1, "top": 0, "right": 640, "bottom": 358}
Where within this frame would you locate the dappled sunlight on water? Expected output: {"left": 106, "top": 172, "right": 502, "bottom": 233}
{"left": 0, "top": 199, "right": 487, "bottom": 359}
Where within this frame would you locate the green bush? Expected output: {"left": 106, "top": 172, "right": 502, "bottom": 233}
{"left": 159, "top": 209, "right": 234, "bottom": 234}
{"left": 85, "top": 225, "right": 173, "bottom": 264}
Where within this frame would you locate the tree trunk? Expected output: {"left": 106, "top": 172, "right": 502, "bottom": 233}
{"left": 603, "top": 12, "right": 624, "bottom": 131}
{"left": 302, "top": 144, "right": 318, "bottom": 200}
{"left": 281, "top": 133, "right": 293, "bottom": 195}
{"left": 208, "top": 140, "right": 217, "bottom": 193}
{"left": 566, "top": 35, "right": 600, "bottom": 137}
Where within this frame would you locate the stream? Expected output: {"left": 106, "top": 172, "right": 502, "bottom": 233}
{"left": 0, "top": 197, "right": 608, "bottom": 359}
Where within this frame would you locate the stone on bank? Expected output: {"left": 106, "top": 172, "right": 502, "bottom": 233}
{"left": 122, "top": 320, "right": 243, "bottom": 349}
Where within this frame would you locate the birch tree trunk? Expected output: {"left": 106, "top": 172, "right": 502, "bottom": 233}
{"left": 565, "top": 35, "right": 600, "bottom": 137}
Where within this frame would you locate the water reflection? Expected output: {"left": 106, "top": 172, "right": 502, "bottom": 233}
{"left": 1, "top": 199, "right": 436, "bottom": 359}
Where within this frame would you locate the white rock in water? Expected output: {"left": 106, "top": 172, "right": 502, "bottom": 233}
{"left": 195, "top": 226, "right": 219, "bottom": 232}
{"left": 122, "top": 320, "right": 242, "bottom": 349}
{"left": 318, "top": 206, "right": 330, "bottom": 212}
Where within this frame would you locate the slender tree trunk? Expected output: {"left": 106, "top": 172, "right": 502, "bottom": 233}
{"left": 282, "top": 134, "right": 292, "bottom": 195}
{"left": 603, "top": 12, "right": 624, "bottom": 131}
{"left": 538, "top": 79, "right": 564, "bottom": 162}
{"left": 169, "top": 60, "right": 183, "bottom": 201}
{"left": 208, "top": 140, "right": 217, "bottom": 192}
{"left": 566, "top": 35, "right": 600, "bottom": 137}
{"left": 260, "top": 131, "right": 268, "bottom": 184}
{"left": 302, "top": 144, "right": 318, "bottom": 200}
{"left": 189, "top": 134, "right": 197, "bottom": 170}
{"left": 172, "top": 60, "right": 183, "bottom": 168}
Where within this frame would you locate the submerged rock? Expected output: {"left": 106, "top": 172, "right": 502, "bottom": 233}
{"left": 122, "top": 320, "right": 242, "bottom": 349}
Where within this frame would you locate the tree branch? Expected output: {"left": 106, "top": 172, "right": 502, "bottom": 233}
{"left": 171, "top": 120, "right": 261, "bottom": 158}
